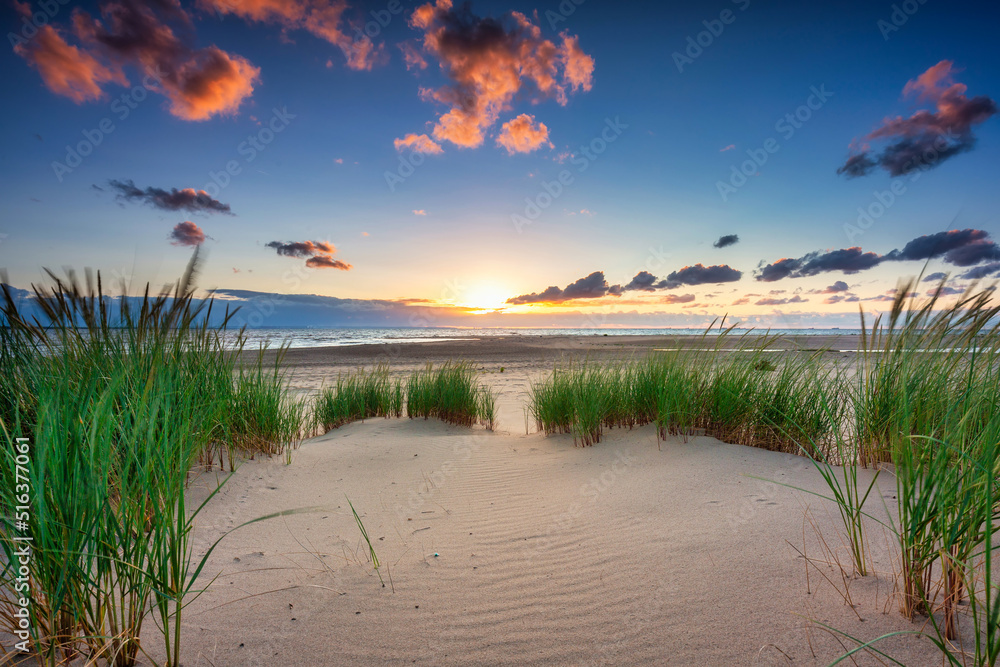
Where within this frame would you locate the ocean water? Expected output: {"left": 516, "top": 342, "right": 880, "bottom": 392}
{"left": 234, "top": 327, "right": 862, "bottom": 349}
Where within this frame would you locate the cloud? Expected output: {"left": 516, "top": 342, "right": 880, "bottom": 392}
{"left": 496, "top": 114, "right": 553, "bottom": 154}
{"left": 757, "top": 230, "right": 1000, "bottom": 282}
{"left": 755, "top": 295, "right": 808, "bottom": 306}
{"left": 713, "top": 234, "right": 739, "bottom": 249}
{"left": 661, "top": 294, "right": 696, "bottom": 305}
{"left": 662, "top": 264, "right": 742, "bottom": 288}
{"left": 928, "top": 285, "right": 965, "bottom": 297}
{"left": 399, "top": 42, "right": 427, "bottom": 70}
{"left": 620, "top": 264, "right": 742, "bottom": 292}
{"left": 837, "top": 61, "right": 997, "bottom": 178}
{"left": 394, "top": 133, "right": 444, "bottom": 154}
{"left": 168, "top": 221, "right": 206, "bottom": 246}
{"left": 719, "top": 144, "right": 735, "bottom": 152}
{"left": 16, "top": 1, "right": 260, "bottom": 121}
{"left": 820, "top": 281, "right": 849, "bottom": 293}
{"left": 412, "top": 209, "right": 427, "bottom": 216}
{"left": 731, "top": 297, "right": 750, "bottom": 305}
{"left": 14, "top": 25, "right": 126, "bottom": 103}
{"left": 404, "top": 0, "right": 594, "bottom": 149}
{"left": 958, "top": 263, "right": 1000, "bottom": 280}
{"left": 198, "top": 0, "right": 385, "bottom": 70}
{"left": 266, "top": 240, "right": 336, "bottom": 258}
{"left": 305, "top": 255, "right": 352, "bottom": 270}
{"left": 266, "top": 239, "right": 352, "bottom": 270}
{"left": 622, "top": 271, "right": 662, "bottom": 292}
{"left": 923, "top": 271, "right": 949, "bottom": 282}
{"left": 506, "top": 271, "right": 620, "bottom": 304}
{"left": 108, "top": 179, "right": 232, "bottom": 213}
{"left": 884, "top": 229, "right": 998, "bottom": 265}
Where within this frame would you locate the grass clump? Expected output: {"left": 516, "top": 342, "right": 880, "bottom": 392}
{"left": 313, "top": 362, "right": 495, "bottom": 432}
{"left": 313, "top": 365, "right": 403, "bottom": 430}
{"left": 0, "top": 254, "right": 305, "bottom": 665}
{"left": 530, "top": 327, "right": 837, "bottom": 452}
{"left": 407, "top": 362, "right": 495, "bottom": 430}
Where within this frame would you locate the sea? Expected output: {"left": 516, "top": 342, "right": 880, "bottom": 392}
{"left": 234, "top": 327, "right": 862, "bottom": 350}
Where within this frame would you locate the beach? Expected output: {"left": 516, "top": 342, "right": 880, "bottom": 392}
{"left": 155, "top": 335, "right": 939, "bottom": 666}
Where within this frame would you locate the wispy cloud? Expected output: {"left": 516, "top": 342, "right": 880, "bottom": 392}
{"left": 837, "top": 61, "right": 997, "bottom": 177}
{"left": 108, "top": 179, "right": 232, "bottom": 214}
{"left": 199, "top": 0, "right": 385, "bottom": 71}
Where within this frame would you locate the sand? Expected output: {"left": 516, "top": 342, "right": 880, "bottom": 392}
{"left": 144, "top": 335, "right": 942, "bottom": 666}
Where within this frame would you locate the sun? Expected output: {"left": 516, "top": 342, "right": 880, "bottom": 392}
{"left": 460, "top": 284, "right": 510, "bottom": 313}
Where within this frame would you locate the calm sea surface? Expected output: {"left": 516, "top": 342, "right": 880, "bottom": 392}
{"left": 233, "top": 327, "right": 862, "bottom": 349}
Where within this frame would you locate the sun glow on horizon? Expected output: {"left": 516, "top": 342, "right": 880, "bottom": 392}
{"left": 459, "top": 284, "right": 512, "bottom": 314}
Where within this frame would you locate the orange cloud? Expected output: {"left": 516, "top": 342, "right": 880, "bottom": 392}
{"left": 559, "top": 35, "right": 594, "bottom": 94}
{"left": 169, "top": 221, "right": 206, "bottom": 246}
{"left": 412, "top": 209, "right": 427, "bottom": 215}
{"left": 160, "top": 47, "right": 260, "bottom": 121}
{"left": 16, "top": 1, "right": 259, "bottom": 121}
{"left": 267, "top": 239, "right": 353, "bottom": 270}
{"left": 306, "top": 255, "right": 352, "bottom": 270}
{"left": 14, "top": 25, "right": 125, "bottom": 103}
{"left": 198, "top": 0, "right": 385, "bottom": 70}
{"left": 399, "top": 42, "right": 427, "bottom": 70}
{"left": 405, "top": 0, "right": 594, "bottom": 149}
{"left": 496, "top": 114, "right": 552, "bottom": 154}
{"left": 393, "top": 133, "right": 443, "bottom": 154}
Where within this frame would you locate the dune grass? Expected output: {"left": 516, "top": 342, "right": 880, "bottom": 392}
{"left": 530, "top": 326, "right": 837, "bottom": 452}
{"left": 406, "top": 362, "right": 496, "bottom": 430}
{"left": 312, "top": 362, "right": 495, "bottom": 432}
{"left": 0, "top": 255, "right": 305, "bottom": 665}
{"left": 843, "top": 280, "right": 1000, "bottom": 663}
{"left": 313, "top": 364, "right": 404, "bottom": 430}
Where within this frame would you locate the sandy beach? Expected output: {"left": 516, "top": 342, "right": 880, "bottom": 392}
{"left": 144, "top": 335, "right": 944, "bottom": 666}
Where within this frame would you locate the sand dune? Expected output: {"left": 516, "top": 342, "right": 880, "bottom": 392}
{"left": 164, "top": 426, "right": 934, "bottom": 665}
{"left": 152, "top": 348, "right": 940, "bottom": 665}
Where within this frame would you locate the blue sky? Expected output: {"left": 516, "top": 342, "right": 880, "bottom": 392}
{"left": 2, "top": 0, "right": 999, "bottom": 327}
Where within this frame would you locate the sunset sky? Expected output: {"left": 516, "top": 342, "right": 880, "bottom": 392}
{"left": 2, "top": 0, "right": 999, "bottom": 328}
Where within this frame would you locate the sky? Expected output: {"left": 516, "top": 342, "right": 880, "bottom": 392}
{"left": 2, "top": 0, "right": 999, "bottom": 329}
